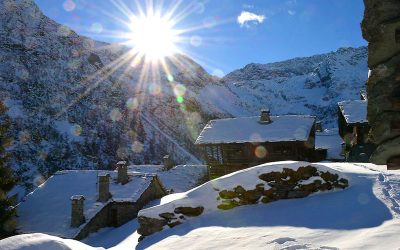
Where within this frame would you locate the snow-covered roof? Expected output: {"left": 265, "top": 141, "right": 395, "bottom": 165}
{"left": 195, "top": 115, "right": 315, "bottom": 145}
{"left": 338, "top": 100, "right": 368, "bottom": 124}
{"left": 360, "top": 89, "right": 367, "bottom": 100}
{"left": 128, "top": 165, "right": 208, "bottom": 193}
{"left": 315, "top": 129, "right": 344, "bottom": 160}
{"left": 17, "top": 170, "right": 156, "bottom": 238}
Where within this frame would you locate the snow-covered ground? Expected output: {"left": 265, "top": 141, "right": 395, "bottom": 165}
{"left": 138, "top": 162, "right": 399, "bottom": 250}
{"left": 2, "top": 161, "right": 400, "bottom": 249}
{"left": 0, "top": 233, "right": 103, "bottom": 250}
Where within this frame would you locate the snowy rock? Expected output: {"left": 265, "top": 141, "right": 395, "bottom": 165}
{"left": 137, "top": 162, "right": 349, "bottom": 237}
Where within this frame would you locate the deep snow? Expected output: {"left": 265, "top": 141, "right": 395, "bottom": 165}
{"left": 3, "top": 162, "right": 400, "bottom": 250}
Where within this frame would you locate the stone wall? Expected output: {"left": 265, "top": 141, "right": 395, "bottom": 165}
{"left": 137, "top": 166, "right": 348, "bottom": 238}
{"left": 217, "top": 166, "right": 348, "bottom": 210}
{"left": 74, "top": 176, "right": 167, "bottom": 240}
{"left": 361, "top": 0, "right": 400, "bottom": 167}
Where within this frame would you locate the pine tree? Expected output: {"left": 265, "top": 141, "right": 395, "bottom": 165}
{"left": 0, "top": 101, "right": 16, "bottom": 238}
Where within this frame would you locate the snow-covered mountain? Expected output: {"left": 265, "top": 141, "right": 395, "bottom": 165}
{"left": 203, "top": 46, "right": 368, "bottom": 126}
{"left": 0, "top": 0, "right": 368, "bottom": 192}
{"left": 0, "top": 0, "right": 217, "bottom": 191}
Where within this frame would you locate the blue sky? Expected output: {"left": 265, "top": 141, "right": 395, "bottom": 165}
{"left": 34, "top": 0, "right": 366, "bottom": 76}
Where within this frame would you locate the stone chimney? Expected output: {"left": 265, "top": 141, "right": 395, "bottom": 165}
{"left": 163, "top": 155, "right": 174, "bottom": 170}
{"left": 259, "top": 109, "right": 271, "bottom": 124}
{"left": 98, "top": 173, "right": 111, "bottom": 202}
{"left": 315, "top": 121, "right": 323, "bottom": 132}
{"left": 116, "top": 161, "right": 128, "bottom": 184}
{"left": 70, "top": 195, "right": 85, "bottom": 227}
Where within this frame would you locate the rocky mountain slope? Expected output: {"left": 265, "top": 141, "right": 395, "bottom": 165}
{"left": 0, "top": 0, "right": 217, "bottom": 191}
{"left": 203, "top": 46, "right": 368, "bottom": 126}
{"left": 1, "top": 0, "right": 368, "bottom": 192}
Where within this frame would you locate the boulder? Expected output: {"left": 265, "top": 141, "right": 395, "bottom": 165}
{"left": 367, "top": 95, "right": 396, "bottom": 125}
{"left": 370, "top": 136, "right": 400, "bottom": 165}
{"left": 217, "top": 200, "right": 239, "bottom": 210}
{"left": 387, "top": 156, "right": 400, "bottom": 170}
{"left": 297, "top": 165, "right": 318, "bottom": 179}
{"left": 137, "top": 216, "right": 167, "bottom": 236}
{"left": 159, "top": 212, "right": 176, "bottom": 220}
{"left": 238, "top": 189, "right": 262, "bottom": 204}
{"left": 258, "top": 171, "right": 281, "bottom": 182}
{"left": 287, "top": 189, "right": 310, "bottom": 199}
{"left": 369, "top": 112, "right": 400, "bottom": 144}
{"left": 167, "top": 220, "right": 182, "bottom": 228}
{"left": 320, "top": 172, "right": 339, "bottom": 182}
{"left": 361, "top": 0, "right": 400, "bottom": 42}
{"left": 233, "top": 185, "right": 246, "bottom": 194}
{"left": 366, "top": 21, "right": 400, "bottom": 67}
{"left": 219, "top": 190, "right": 237, "bottom": 199}
{"left": 174, "top": 206, "right": 204, "bottom": 217}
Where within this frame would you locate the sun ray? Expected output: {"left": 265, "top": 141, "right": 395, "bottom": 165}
{"left": 56, "top": 47, "right": 138, "bottom": 118}
{"left": 110, "top": 0, "right": 136, "bottom": 22}
{"left": 59, "top": 0, "right": 229, "bottom": 126}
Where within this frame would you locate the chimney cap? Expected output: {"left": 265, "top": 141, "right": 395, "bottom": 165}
{"left": 260, "top": 108, "right": 270, "bottom": 113}
{"left": 259, "top": 108, "right": 272, "bottom": 124}
{"left": 98, "top": 173, "right": 110, "bottom": 177}
{"left": 70, "top": 195, "right": 85, "bottom": 201}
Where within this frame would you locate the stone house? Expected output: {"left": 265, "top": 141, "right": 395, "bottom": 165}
{"left": 195, "top": 110, "right": 326, "bottom": 178}
{"left": 337, "top": 99, "right": 375, "bottom": 162}
{"left": 16, "top": 162, "right": 167, "bottom": 240}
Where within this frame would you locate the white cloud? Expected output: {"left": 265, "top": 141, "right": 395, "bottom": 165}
{"left": 237, "top": 11, "right": 265, "bottom": 27}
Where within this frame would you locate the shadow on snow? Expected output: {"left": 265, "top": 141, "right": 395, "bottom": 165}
{"left": 137, "top": 172, "right": 392, "bottom": 249}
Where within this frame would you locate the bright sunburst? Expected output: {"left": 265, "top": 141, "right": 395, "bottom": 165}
{"left": 129, "top": 14, "right": 180, "bottom": 61}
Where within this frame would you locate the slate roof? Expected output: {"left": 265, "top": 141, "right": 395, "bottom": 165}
{"left": 17, "top": 170, "right": 156, "bottom": 238}
{"left": 338, "top": 100, "right": 368, "bottom": 124}
{"left": 195, "top": 115, "right": 315, "bottom": 145}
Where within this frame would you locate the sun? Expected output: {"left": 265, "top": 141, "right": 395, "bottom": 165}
{"left": 129, "top": 14, "right": 180, "bottom": 62}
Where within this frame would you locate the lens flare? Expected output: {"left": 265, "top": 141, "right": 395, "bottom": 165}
{"left": 63, "top": 0, "right": 76, "bottom": 12}
{"left": 255, "top": 145, "right": 267, "bottom": 158}
{"left": 110, "top": 108, "right": 122, "bottom": 122}
{"left": 173, "top": 83, "right": 186, "bottom": 97}
{"left": 167, "top": 74, "right": 174, "bottom": 82}
{"left": 126, "top": 98, "right": 139, "bottom": 111}
{"left": 90, "top": 22, "right": 103, "bottom": 33}
{"left": 176, "top": 96, "right": 184, "bottom": 103}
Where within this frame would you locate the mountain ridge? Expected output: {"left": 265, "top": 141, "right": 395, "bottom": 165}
{"left": 1, "top": 0, "right": 368, "bottom": 193}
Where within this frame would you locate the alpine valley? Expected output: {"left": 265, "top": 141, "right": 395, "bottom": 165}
{"left": 0, "top": 0, "right": 368, "bottom": 192}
